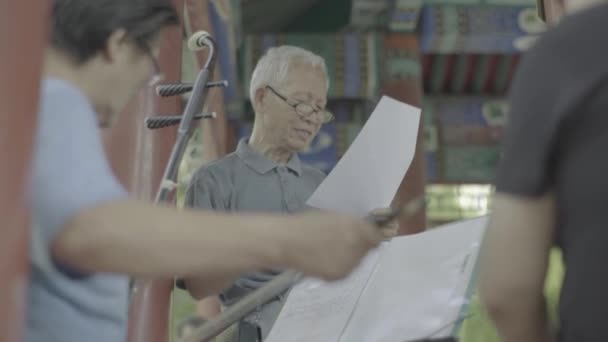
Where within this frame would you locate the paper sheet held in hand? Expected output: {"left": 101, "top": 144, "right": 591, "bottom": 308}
{"left": 305, "top": 95, "right": 421, "bottom": 217}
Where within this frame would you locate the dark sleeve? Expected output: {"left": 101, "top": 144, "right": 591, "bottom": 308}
{"left": 177, "top": 168, "right": 228, "bottom": 289}
{"left": 494, "top": 47, "right": 563, "bottom": 197}
{"left": 183, "top": 168, "right": 228, "bottom": 210}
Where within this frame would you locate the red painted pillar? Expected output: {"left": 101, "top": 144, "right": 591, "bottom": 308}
{"left": 102, "top": 1, "right": 184, "bottom": 342}
{"left": 382, "top": 33, "right": 428, "bottom": 234}
{"left": 0, "top": 1, "right": 49, "bottom": 341}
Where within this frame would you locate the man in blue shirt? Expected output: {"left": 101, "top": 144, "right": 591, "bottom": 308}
{"left": 28, "top": 1, "right": 385, "bottom": 341}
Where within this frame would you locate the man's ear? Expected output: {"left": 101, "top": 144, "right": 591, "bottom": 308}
{"left": 103, "top": 29, "right": 129, "bottom": 63}
{"left": 252, "top": 87, "right": 266, "bottom": 114}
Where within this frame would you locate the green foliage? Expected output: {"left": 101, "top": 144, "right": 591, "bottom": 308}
{"left": 170, "top": 289, "right": 198, "bottom": 341}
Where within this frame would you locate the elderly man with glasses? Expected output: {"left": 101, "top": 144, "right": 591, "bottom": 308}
{"left": 180, "top": 46, "right": 397, "bottom": 341}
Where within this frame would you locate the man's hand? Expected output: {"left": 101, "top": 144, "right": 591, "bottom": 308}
{"left": 184, "top": 273, "right": 239, "bottom": 300}
{"left": 279, "top": 211, "right": 384, "bottom": 281}
{"left": 369, "top": 207, "right": 399, "bottom": 240}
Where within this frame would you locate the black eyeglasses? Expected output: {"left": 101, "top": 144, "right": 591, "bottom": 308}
{"left": 266, "top": 86, "right": 334, "bottom": 124}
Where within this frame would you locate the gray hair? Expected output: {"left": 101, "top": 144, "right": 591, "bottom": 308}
{"left": 249, "top": 45, "right": 330, "bottom": 101}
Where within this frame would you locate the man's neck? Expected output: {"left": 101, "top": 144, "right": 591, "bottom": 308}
{"left": 44, "top": 49, "right": 109, "bottom": 124}
{"left": 45, "top": 50, "right": 90, "bottom": 94}
{"left": 248, "top": 134, "right": 292, "bottom": 164}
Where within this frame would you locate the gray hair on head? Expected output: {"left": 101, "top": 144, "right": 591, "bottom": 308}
{"left": 249, "top": 45, "right": 330, "bottom": 101}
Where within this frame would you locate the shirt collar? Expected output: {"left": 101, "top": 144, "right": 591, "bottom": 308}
{"left": 236, "top": 138, "right": 302, "bottom": 176}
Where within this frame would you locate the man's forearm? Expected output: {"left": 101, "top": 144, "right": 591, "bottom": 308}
{"left": 487, "top": 296, "right": 554, "bottom": 342}
{"left": 52, "top": 199, "right": 288, "bottom": 278}
{"left": 480, "top": 192, "right": 556, "bottom": 342}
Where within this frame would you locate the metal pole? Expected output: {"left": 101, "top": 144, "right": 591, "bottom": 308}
{"left": 127, "top": 30, "right": 220, "bottom": 342}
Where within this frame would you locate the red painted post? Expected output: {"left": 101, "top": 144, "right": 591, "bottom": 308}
{"left": 0, "top": 1, "right": 50, "bottom": 341}
{"left": 382, "top": 33, "right": 428, "bottom": 235}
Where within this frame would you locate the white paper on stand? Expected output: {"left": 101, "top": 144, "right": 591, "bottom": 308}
{"left": 266, "top": 217, "right": 487, "bottom": 342}
{"left": 263, "top": 248, "right": 383, "bottom": 342}
{"left": 305, "top": 95, "right": 421, "bottom": 216}
{"left": 338, "top": 217, "right": 487, "bottom": 342}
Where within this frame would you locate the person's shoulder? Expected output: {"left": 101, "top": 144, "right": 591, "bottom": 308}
{"left": 40, "top": 78, "right": 93, "bottom": 112}
{"left": 519, "top": 7, "right": 607, "bottom": 75}
{"left": 38, "top": 78, "right": 97, "bottom": 130}
{"left": 508, "top": 8, "right": 608, "bottom": 112}
{"left": 190, "top": 152, "right": 239, "bottom": 184}
{"left": 301, "top": 164, "right": 327, "bottom": 184}
{"left": 199, "top": 152, "right": 240, "bottom": 173}
{"left": 549, "top": 4, "right": 608, "bottom": 41}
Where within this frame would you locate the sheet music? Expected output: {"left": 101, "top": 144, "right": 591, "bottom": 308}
{"left": 306, "top": 95, "right": 421, "bottom": 216}
{"left": 265, "top": 248, "right": 384, "bottom": 342}
{"left": 338, "top": 217, "right": 487, "bottom": 342}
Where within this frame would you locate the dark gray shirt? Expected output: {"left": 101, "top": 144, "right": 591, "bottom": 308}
{"left": 495, "top": 4, "right": 608, "bottom": 341}
{"left": 184, "top": 138, "right": 325, "bottom": 304}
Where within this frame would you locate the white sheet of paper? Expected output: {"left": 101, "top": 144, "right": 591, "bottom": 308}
{"left": 265, "top": 248, "right": 384, "bottom": 342}
{"left": 338, "top": 216, "right": 487, "bottom": 342}
{"left": 267, "top": 217, "right": 487, "bottom": 342}
{"left": 306, "top": 96, "right": 421, "bottom": 216}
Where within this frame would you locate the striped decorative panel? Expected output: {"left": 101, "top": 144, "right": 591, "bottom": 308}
{"left": 329, "top": 100, "right": 370, "bottom": 156}
{"left": 350, "top": 0, "right": 394, "bottom": 30}
{"left": 208, "top": 0, "right": 242, "bottom": 117}
{"left": 350, "top": 0, "right": 539, "bottom": 32}
{"left": 443, "top": 145, "right": 501, "bottom": 183}
{"left": 242, "top": 33, "right": 381, "bottom": 100}
{"left": 422, "top": 53, "right": 520, "bottom": 95}
{"left": 349, "top": 0, "right": 424, "bottom": 32}
{"left": 422, "top": 96, "right": 508, "bottom": 183}
{"left": 382, "top": 33, "right": 422, "bottom": 83}
{"left": 419, "top": 4, "right": 546, "bottom": 53}
{"left": 389, "top": 0, "right": 424, "bottom": 32}
{"left": 424, "top": 0, "right": 537, "bottom": 6}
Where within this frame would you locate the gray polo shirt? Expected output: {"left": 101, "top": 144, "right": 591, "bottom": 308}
{"left": 27, "top": 79, "right": 129, "bottom": 342}
{"left": 184, "top": 138, "right": 326, "bottom": 304}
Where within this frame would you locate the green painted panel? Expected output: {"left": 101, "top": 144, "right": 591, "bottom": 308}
{"left": 386, "top": 58, "right": 422, "bottom": 80}
{"left": 284, "top": 0, "right": 352, "bottom": 32}
{"left": 430, "top": 54, "right": 446, "bottom": 93}
{"left": 450, "top": 55, "right": 470, "bottom": 92}
{"left": 424, "top": 0, "right": 536, "bottom": 5}
{"left": 493, "top": 55, "right": 512, "bottom": 93}
{"left": 444, "top": 145, "right": 501, "bottom": 183}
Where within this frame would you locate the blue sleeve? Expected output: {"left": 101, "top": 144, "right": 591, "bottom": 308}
{"left": 30, "top": 80, "right": 128, "bottom": 249}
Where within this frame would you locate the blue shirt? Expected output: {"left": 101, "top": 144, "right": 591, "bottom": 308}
{"left": 27, "top": 79, "right": 129, "bottom": 342}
